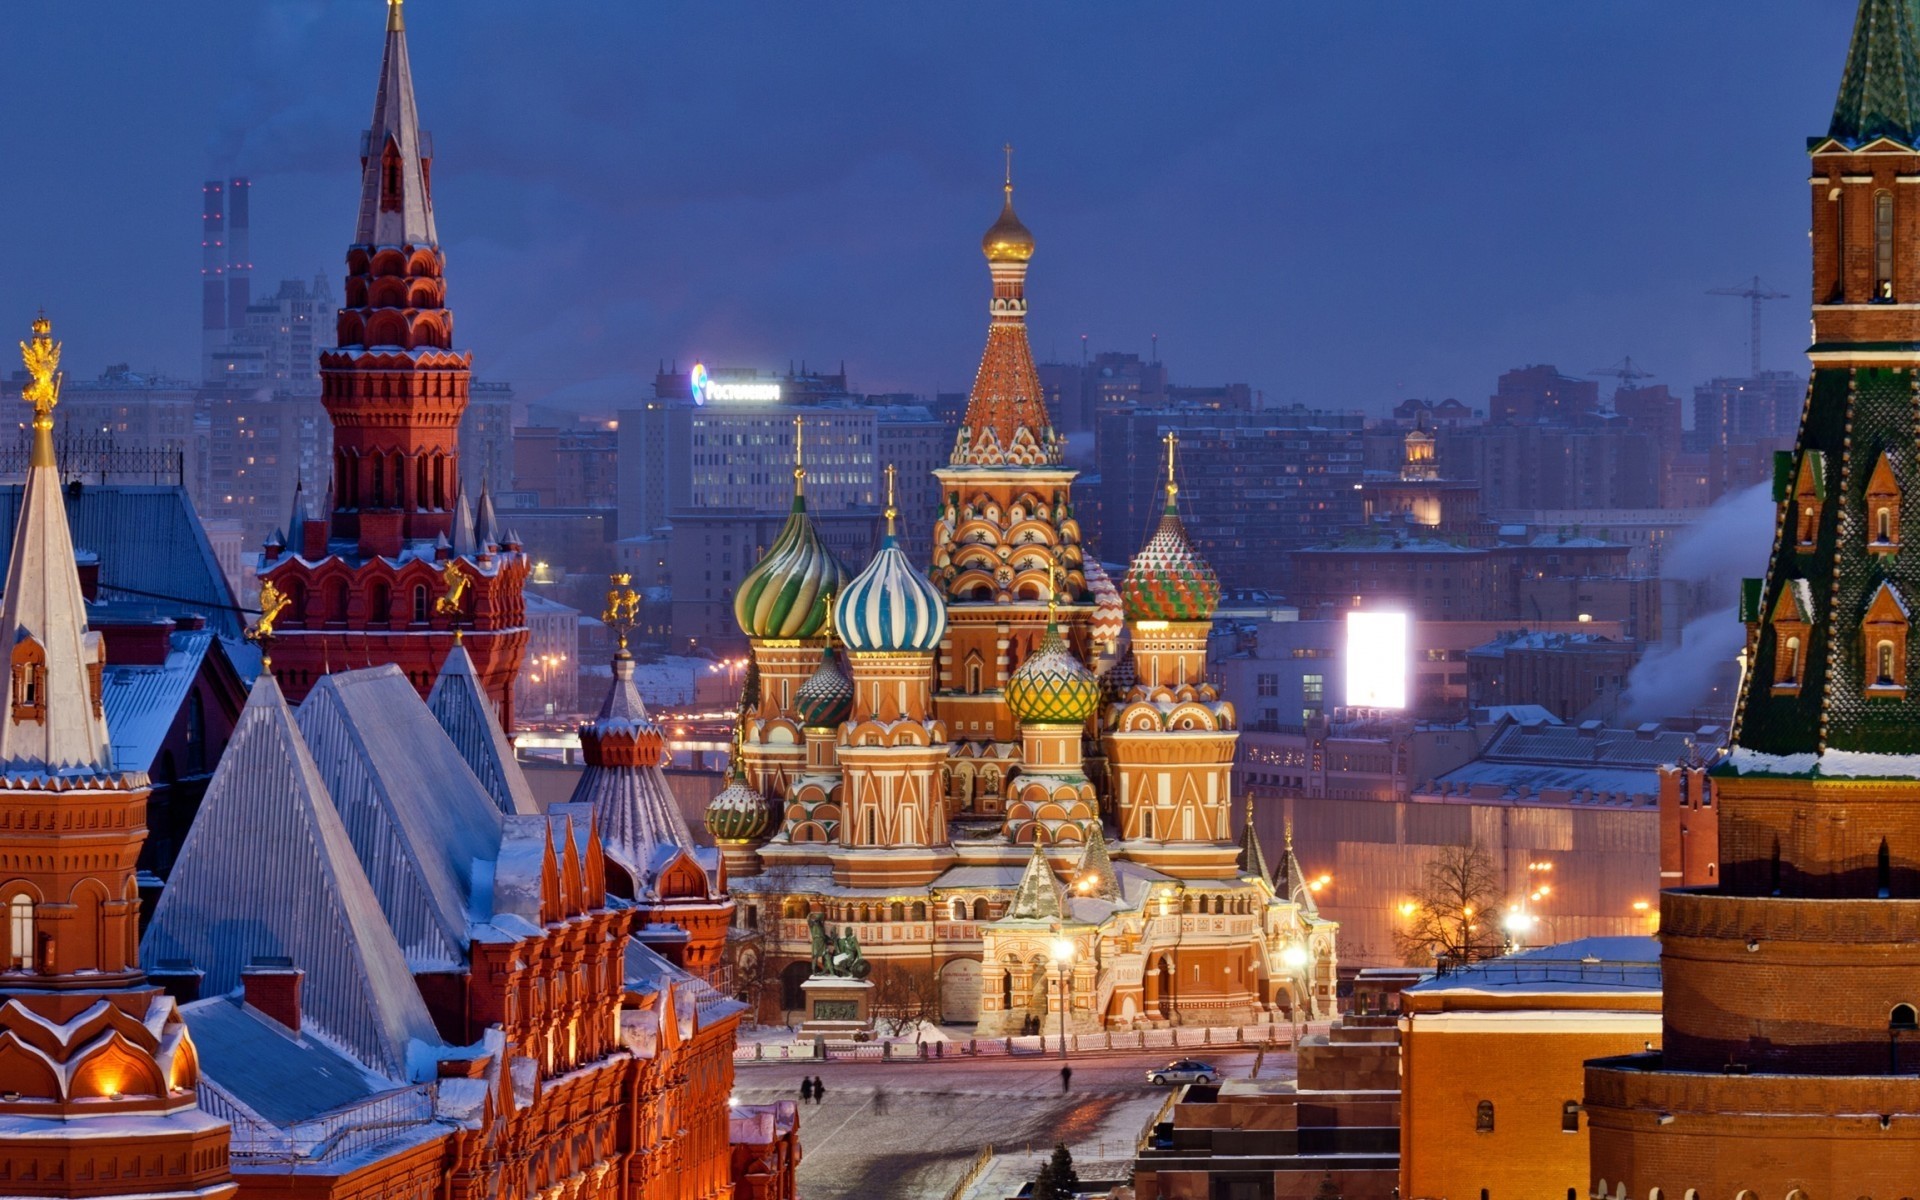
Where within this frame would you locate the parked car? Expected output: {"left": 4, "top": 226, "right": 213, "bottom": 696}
{"left": 1146, "top": 1059, "right": 1219, "bottom": 1086}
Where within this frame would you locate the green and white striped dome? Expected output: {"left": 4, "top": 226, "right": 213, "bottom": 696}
{"left": 734, "top": 493, "right": 850, "bottom": 640}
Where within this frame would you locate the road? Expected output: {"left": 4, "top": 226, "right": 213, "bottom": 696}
{"left": 736, "top": 1044, "right": 1298, "bottom": 1200}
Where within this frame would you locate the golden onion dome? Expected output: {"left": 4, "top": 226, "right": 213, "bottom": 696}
{"left": 1006, "top": 622, "right": 1099, "bottom": 725}
{"left": 982, "top": 187, "right": 1035, "bottom": 263}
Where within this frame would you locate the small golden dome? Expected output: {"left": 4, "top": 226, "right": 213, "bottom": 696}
{"left": 983, "top": 187, "right": 1035, "bottom": 263}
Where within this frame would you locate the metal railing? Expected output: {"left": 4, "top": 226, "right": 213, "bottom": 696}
{"left": 940, "top": 1144, "right": 994, "bottom": 1200}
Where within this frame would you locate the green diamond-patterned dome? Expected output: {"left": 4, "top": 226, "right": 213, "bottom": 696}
{"left": 1121, "top": 502, "right": 1220, "bottom": 623}
{"left": 794, "top": 646, "right": 854, "bottom": 728}
{"left": 704, "top": 775, "right": 773, "bottom": 842}
{"left": 1007, "top": 623, "right": 1099, "bottom": 725}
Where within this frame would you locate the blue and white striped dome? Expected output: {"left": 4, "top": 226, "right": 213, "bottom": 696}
{"left": 835, "top": 534, "right": 948, "bottom": 654}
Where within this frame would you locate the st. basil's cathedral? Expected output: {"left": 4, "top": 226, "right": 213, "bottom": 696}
{"left": 711, "top": 170, "right": 1338, "bottom": 1033}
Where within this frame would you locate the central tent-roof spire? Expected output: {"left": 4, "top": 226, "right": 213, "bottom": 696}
{"left": 951, "top": 146, "right": 1059, "bottom": 469}
{"left": 357, "top": 0, "right": 436, "bottom": 246}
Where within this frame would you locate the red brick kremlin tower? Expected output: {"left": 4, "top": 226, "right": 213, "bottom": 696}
{"left": 1585, "top": 2, "right": 1920, "bottom": 1192}
{"left": 0, "top": 318, "right": 233, "bottom": 1196}
{"left": 259, "top": 0, "right": 528, "bottom": 723}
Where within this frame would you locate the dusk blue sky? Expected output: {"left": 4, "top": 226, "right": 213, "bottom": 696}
{"left": 0, "top": 1, "right": 1867, "bottom": 415}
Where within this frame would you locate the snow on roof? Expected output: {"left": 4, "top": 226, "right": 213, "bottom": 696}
{"left": 144, "top": 675, "right": 446, "bottom": 1080}
{"left": 297, "top": 666, "right": 508, "bottom": 966}
{"left": 428, "top": 643, "right": 540, "bottom": 817}
{"left": 1723, "top": 746, "right": 1920, "bottom": 779}
{"left": 1406, "top": 936, "right": 1661, "bottom": 996}
{"left": 102, "top": 628, "right": 214, "bottom": 776}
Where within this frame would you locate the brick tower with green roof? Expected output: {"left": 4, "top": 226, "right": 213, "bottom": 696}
{"left": 1585, "top": 2, "right": 1920, "bottom": 1193}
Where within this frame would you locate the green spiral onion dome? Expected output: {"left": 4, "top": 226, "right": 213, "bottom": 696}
{"left": 704, "top": 770, "right": 773, "bottom": 842}
{"left": 1121, "top": 501, "right": 1220, "bottom": 623}
{"left": 734, "top": 492, "right": 850, "bottom": 640}
{"left": 835, "top": 532, "right": 948, "bottom": 654}
{"left": 794, "top": 645, "right": 855, "bottom": 728}
{"left": 1007, "top": 622, "right": 1100, "bottom": 725}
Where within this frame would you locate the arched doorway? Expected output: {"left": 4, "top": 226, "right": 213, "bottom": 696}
{"left": 940, "top": 958, "right": 982, "bottom": 1025}
{"left": 779, "top": 961, "right": 812, "bottom": 1015}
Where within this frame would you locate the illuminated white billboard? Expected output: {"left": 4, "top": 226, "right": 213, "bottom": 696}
{"left": 691, "top": 362, "right": 781, "bottom": 404}
{"left": 1345, "top": 611, "right": 1409, "bottom": 709}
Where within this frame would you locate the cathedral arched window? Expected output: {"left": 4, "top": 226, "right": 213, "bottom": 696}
{"left": 370, "top": 581, "right": 391, "bottom": 629}
{"left": 1474, "top": 1099, "right": 1494, "bottom": 1133}
{"left": 412, "top": 585, "right": 429, "bottom": 625}
{"left": 1878, "top": 190, "right": 1897, "bottom": 300}
{"left": 7, "top": 896, "right": 33, "bottom": 971}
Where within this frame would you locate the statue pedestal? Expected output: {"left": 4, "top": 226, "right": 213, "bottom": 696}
{"left": 799, "top": 976, "right": 875, "bottom": 1038}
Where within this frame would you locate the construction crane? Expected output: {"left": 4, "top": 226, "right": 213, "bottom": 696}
{"left": 1708, "top": 276, "right": 1790, "bottom": 378}
{"left": 1591, "top": 357, "right": 1656, "bottom": 391}
{"left": 1591, "top": 357, "right": 1656, "bottom": 415}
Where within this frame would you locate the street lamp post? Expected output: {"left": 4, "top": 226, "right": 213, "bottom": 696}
{"left": 1050, "top": 937, "right": 1074, "bottom": 1059}
{"left": 1281, "top": 942, "right": 1310, "bottom": 1044}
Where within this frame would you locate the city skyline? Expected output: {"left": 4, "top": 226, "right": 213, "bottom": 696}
{"left": 3, "top": 0, "right": 1861, "bottom": 412}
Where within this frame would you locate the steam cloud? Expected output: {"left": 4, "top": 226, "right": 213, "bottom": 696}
{"left": 1621, "top": 482, "right": 1772, "bottom": 723}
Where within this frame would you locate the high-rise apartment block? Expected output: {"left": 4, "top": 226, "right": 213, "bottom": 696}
{"left": 1096, "top": 406, "right": 1367, "bottom": 587}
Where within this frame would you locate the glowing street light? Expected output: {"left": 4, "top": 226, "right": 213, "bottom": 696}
{"left": 1050, "top": 938, "right": 1075, "bottom": 1059}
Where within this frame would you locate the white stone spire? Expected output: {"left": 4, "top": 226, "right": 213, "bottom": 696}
{"left": 0, "top": 317, "right": 110, "bottom": 774}
{"left": 355, "top": 0, "right": 438, "bottom": 248}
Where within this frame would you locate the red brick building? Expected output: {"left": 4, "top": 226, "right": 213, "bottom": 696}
{"left": 259, "top": 0, "right": 527, "bottom": 726}
{"left": 1585, "top": 3, "right": 1920, "bottom": 1191}
{"left": 0, "top": 317, "right": 237, "bottom": 1197}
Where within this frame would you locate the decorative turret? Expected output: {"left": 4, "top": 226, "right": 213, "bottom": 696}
{"left": 569, "top": 583, "right": 732, "bottom": 979}
{"left": 259, "top": 0, "right": 529, "bottom": 722}
{"left": 1121, "top": 432, "right": 1221, "bottom": 624}
{"left": 706, "top": 661, "right": 776, "bottom": 876}
{"left": 1005, "top": 576, "right": 1103, "bottom": 846}
{"left": 736, "top": 415, "right": 849, "bottom": 641}
{"left": 826, "top": 468, "right": 953, "bottom": 886}
{"left": 1104, "top": 432, "right": 1240, "bottom": 877}
{"left": 0, "top": 319, "right": 231, "bottom": 1189}
{"left": 0, "top": 316, "right": 110, "bottom": 775}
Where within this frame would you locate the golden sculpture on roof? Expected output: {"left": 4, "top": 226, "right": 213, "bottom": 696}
{"left": 20, "top": 315, "right": 61, "bottom": 468}
{"left": 248, "top": 581, "right": 292, "bottom": 647}
{"left": 604, "top": 572, "right": 640, "bottom": 651}
{"left": 434, "top": 559, "right": 470, "bottom": 618}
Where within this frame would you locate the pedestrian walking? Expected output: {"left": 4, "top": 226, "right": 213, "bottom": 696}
{"left": 1060, "top": 1064, "right": 1073, "bottom": 1093}
{"left": 800, "top": 1077, "right": 814, "bottom": 1105}
{"left": 812, "top": 1075, "right": 826, "bottom": 1104}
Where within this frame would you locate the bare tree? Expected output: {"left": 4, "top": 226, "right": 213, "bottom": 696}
{"left": 869, "top": 962, "right": 942, "bottom": 1036}
{"left": 1393, "top": 841, "right": 1508, "bottom": 967}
